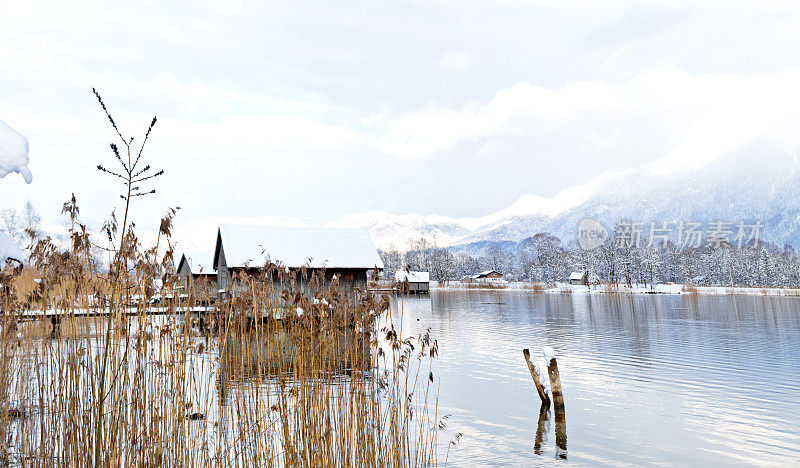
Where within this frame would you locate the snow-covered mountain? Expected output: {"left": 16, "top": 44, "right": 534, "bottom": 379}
{"left": 336, "top": 139, "right": 800, "bottom": 251}
{"left": 327, "top": 212, "right": 470, "bottom": 250}
{"left": 168, "top": 139, "right": 800, "bottom": 257}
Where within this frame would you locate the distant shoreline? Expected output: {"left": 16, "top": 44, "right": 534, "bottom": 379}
{"left": 430, "top": 281, "right": 800, "bottom": 297}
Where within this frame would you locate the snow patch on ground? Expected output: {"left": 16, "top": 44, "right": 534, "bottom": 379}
{"left": 0, "top": 119, "right": 32, "bottom": 183}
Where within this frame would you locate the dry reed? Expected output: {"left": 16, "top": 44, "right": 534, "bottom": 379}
{"left": 0, "top": 90, "right": 448, "bottom": 466}
{"left": 0, "top": 222, "right": 446, "bottom": 467}
{"left": 682, "top": 284, "right": 700, "bottom": 294}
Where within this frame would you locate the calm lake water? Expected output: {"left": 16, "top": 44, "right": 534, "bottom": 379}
{"left": 390, "top": 291, "right": 800, "bottom": 467}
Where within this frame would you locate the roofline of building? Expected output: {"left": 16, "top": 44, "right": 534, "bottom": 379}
{"left": 177, "top": 253, "right": 188, "bottom": 274}
{"left": 227, "top": 265, "right": 383, "bottom": 272}
{"left": 213, "top": 226, "right": 384, "bottom": 271}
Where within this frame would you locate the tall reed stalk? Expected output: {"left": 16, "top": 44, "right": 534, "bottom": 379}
{"left": 91, "top": 88, "right": 164, "bottom": 466}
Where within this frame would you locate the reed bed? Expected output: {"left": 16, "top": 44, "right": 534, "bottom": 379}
{"left": 681, "top": 284, "right": 700, "bottom": 294}
{"left": 520, "top": 282, "right": 548, "bottom": 292}
{"left": 0, "top": 232, "right": 445, "bottom": 466}
{"left": 0, "top": 91, "right": 448, "bottom": 466}
{"left": 449, "top": 282, "right": 508, "bottom": 290}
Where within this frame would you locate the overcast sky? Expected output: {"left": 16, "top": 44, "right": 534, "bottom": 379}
{"left": 2, "top": 0, "right": 800, "bottom": 233}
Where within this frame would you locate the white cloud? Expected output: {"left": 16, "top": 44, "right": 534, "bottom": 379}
{"left": 377, "top": 67, "right": 800, "bottom": 171}
{"left": 440, "top": 51, "right": 470, "bottom": 71}
{"left": 166, "top": 113, "right": 364, "bottom": 151}
{"left": 4, "top": 0, "right": 800, "bottom": 224}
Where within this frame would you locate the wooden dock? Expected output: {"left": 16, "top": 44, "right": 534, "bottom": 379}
{"left": 9, "top": 306, "right": 215, "bottom": 322}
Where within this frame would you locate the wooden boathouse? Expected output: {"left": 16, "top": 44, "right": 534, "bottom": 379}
{"left": 213, "top": 224, "right": 384, "bottom": 296}
{"left": 395, "top": 270, "right": 430, "bottom": 294}
{"left": 176, "top": 253, "right": 218, "bottom": 300}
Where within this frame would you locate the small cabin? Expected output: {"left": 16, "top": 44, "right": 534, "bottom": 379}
{"left": 471, "top": 270, "right": 503, "bottom": 282}
{"left": 176, "top": 253, "right": 218, "bottom": 300}
{"left": 213, "top": 224, "right": 384, "bottom": 297}
{"left": 569, "top": 271, "right": 588, "bottom": 285}
{"left": 395, "top": 270, "right": 430, "bottom": 294}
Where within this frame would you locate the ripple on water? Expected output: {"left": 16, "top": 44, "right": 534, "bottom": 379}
{"left": 391, "top": 292, "right": 800, "bottom": 466}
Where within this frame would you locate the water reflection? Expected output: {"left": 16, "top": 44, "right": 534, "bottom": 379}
{"left": 392, "top": 292, "right": 800, "bottom": 466}
{"left": 532, "top": 402, "right": 567, "bottom": 459}
{"left": 219, "top": 327, "right": 370, "bottom": 380}
{"left": 534, "top": 403, "right": 548, "bottom": 455}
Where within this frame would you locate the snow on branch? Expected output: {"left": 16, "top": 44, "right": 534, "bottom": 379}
{"left": 0, "top": 119, "right": 32, "bottom": 184}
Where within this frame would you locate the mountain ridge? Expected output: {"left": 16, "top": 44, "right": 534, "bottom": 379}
{"left": 168, "top": 139, "right": 800, "bottom": 256}
{"left": 334, "top": 139, "right": 800, "bottom": 251}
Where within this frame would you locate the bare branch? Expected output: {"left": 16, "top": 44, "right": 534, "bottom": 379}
{"left": 133, "top": 117, "right": 157, "bottom": 170}
{"left": 132, "top": 164, "right": 151, "bottom": 179}
{"left": 92, "top": 87, "right": 128, "bottom": 147}
{"left": 132, "top": 169, "right": 165, "bottom": 184}
{"left": 110, "top": 143, "right": 129, "bottom": 173}
{"left": 97, "top": 164, "right": 127, "bottom": 181}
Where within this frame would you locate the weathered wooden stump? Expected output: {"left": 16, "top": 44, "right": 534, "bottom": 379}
{"left": 544, "top": 348, "right": 567, "bottom": 456}
{"left": 524, "top": 346, "right": 567, "bottom": 457}
{"left": 545, "top": 351, "right": 565, "bottom": 413}
{"left": 522, "top": 348, "right": 550, "bottom": 406}
{"left": 534, "top": 403, "right": 549, "bottom": 455}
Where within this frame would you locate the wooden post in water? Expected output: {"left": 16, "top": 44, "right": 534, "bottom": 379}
{"left": 545, "top": 348, "right": 567, "bottom": 456}
{"left": 522, "top": 348, "right": 550, "bottom": 406}
{"left": 545, "top": 353, "right": 564, "bottom": 412}
{"left": 198, "top": 313, "right": 206, "bottom": 334}
{"left": 534, "top": 402, "right": 549, "bottom": 455}
{"left": 50, "top": 315, "right": 61, "bottom": 337}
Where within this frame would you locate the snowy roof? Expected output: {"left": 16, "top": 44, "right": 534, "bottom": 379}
{"left": 395, "top": 270, "right": 430, "bottom": 283}
{"left": 569, "top": 271, "right": 586, "bottom": 280}
{"left": 471, "top": 270, "right": 501, "bottom": 278}
{"left": 0, "top": 232, "right": 25, "bottom": 265}
{"left": 214, "top": 224, "right": 384, "bottom": 270}
{"left": 178, "top": 253, "right": 215, "bottom": 275}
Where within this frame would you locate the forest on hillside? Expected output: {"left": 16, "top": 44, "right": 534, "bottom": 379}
{"left": 381, "top": 230, "right": 800, "bottom": 289}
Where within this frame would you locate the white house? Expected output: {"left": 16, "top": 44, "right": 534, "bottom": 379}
{"left": 569, "top": 271, "right": 588, "bottom": 285}
{"left": 470, "top": 270, "right": 503, "bottom": 282}
{"left": 395, "top": 270, "right": 430, "bottom": 293}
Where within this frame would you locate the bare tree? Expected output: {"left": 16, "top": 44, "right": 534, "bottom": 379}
{"left": 429, "top": 247, "right": 455, "bottom": 284}
{"left": 23, "top": 201, "right": 40, "bottom": 232}
{"left": 1, "top": 208, "right": 21, "bottom": 241}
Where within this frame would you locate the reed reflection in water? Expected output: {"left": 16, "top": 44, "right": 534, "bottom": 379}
{"left": 390, "top": 291, "right": 800, "bottom": 466}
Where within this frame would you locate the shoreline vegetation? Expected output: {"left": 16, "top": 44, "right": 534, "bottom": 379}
{"left": 380, "top": 232, "right": 800, "bottom": 294}
{"left": 0, "top": 223, "right": 447, "bottom": 466}
{"left": 0, "top": 93, "right": 450, "bottom": 466}
{"left": 431, "top": 281, "right": 800, "bottom": 296}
